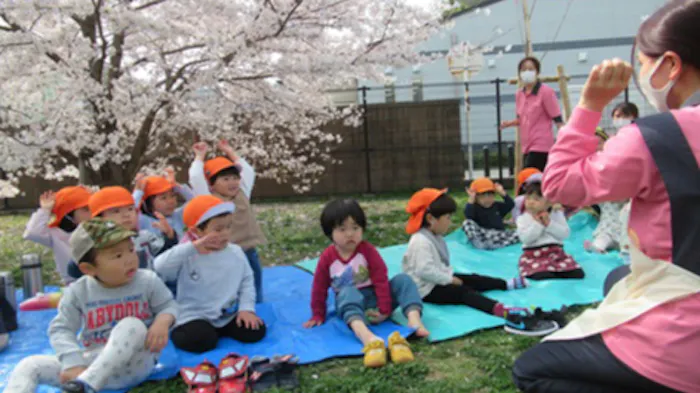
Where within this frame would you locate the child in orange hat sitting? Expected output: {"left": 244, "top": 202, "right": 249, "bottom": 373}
{"left": 189, "top": 140, "right": 266, "bottom": 303}
{"left": 23, "top": 187, "right": 93, "bottom": 284}
{"left": 402, "top": 189, "right": 558, "bottom": 336}
{"left": 155, "top": 195, "right": 266, "bottom": 353}
{"left": 67, "top": 187, "right": 173, "bottom": 280}
{"left": 516, "top": 182, "right": 584, "bottom": 281}
{"left": 303, "top": 199, "right": 427, "bottom": 368}
{"left": 133, "top": 167, "right": 194, "bottom": 241}
{"left": 462, "top": 177, "right": 520, "bottom": 250}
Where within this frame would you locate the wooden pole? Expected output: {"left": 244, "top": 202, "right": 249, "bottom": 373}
{"left": 515, "top": 0, "right": 533, "bottom": 177}
{"left": 556, "top": 65, "right": 572, "bottom": 121}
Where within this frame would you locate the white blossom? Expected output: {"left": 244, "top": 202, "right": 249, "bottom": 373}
{"left": 0, "top": 0, "right": 445, "bottom": 192}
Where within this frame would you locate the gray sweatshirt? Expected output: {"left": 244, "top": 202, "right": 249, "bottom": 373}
{"left": 48, "top": 270, "right": 178, "bottom": 370}
{"left": 402, "top": 229, "right": 454, "bottom": 297}
{"left": 154, "top": 242, "right": 256, "bottom": 328}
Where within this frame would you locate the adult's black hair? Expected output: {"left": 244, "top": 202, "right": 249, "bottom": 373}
{"left": 57, "top": 211, "right": 77, "bottom": 233}
{"left": 141, "top": 195, "right": 156, "bottom": 217}
{"left": 524, "top": 182, "right": 543, "bottom": 197}
{"left": 422, "top": 194, "right": 457, "bottom": 228}
{"left": 633, "top": 0, "right": 700, "bottom": 88}
{"left": 518, "top": 56, "right": 541, "bottom": 74}
{"left": 611, "top": 102, "right": 640, "bottom": 119}
{"left": 320, "top": 199, "right": 367, "bottom": 238}
{"left": 197, "top": 212, "right": 234, "bottom": 231}
{"left": 209, "top": 166, "right": 241, "bottom": 186}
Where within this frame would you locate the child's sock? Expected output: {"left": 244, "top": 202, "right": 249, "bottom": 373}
{"left": 493, "top": 303, "right": 531, "bottom": 318}
{"left": 507, "top": 276, "right": 528, "bottom": 290}
{"left": 492, "top": 303, "right": 505, "bottom": 317}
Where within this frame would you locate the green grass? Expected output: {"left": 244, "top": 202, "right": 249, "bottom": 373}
{"left": 2, "top": 193, "right": 542, "bottom": 393}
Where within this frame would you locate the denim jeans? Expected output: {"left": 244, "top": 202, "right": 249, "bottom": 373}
{"left": 334, "top": 273, "right": 423, "bottom": 324}
{"left": 244, "top": 248, "right": 264, "bottom": 303}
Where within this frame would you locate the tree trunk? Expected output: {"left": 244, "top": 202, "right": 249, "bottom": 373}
{"left": 78, "top": 157, "right": 132, "bottom": 188}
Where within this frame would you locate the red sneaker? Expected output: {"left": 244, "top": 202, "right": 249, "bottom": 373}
{"left": 218, "top": 353, "right": 250, "bottom": 393}
{"left": 180, "top": 361, "right": 218, "bottom": 393}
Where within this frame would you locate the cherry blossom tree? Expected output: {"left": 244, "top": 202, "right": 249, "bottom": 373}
{"left": 0, "top": 0, "right": 445, "bottom": 193}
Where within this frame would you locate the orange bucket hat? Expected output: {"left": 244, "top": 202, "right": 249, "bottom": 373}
{"left": 183, "top": 195, "right": 236, "bottom": 229}
{"left": 405, "top": 188, "right": 447, "bottom": 235}
{"left": 516, "top": 168, "right": 542, "bottom": 191}
{"left": 49, "top": 186, "right": 92, "bottom": 228}
{"left": 204, "top": 157, "right": 241, "bottom": 181}
{"left": 469, "top": 177, "right": 496, "bottom": 194}
{"left": 142, "top": 176, "right": 175, "bottom": 200}
{"left": 89, "top": 186, "right": 135, "bottom": 217}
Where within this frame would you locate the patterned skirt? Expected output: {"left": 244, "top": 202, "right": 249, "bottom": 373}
{"left": 518, "top": 245, "right": 581, "bottom": 277}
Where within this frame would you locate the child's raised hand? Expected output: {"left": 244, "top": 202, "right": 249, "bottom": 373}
{"left": 218, "top": 139, "right": 238, "bottom": 160}
{"left": 303, "top": 318, "right": 323, "bottom": 328}
{"left": 192, "top": 142, "right": 209, "bottom": 160}
{"left": 466, "top": 188, "right": 476, "bottom": 202}
{"left": 366, "top": 309, "right": 389, "bottom": 324}
{"left": 153, "top": 212, "right": 175, "bottom": 239}
{"left": 494, "top": 183, "right": 506, "bottom": 196}
{"left": 134, "top": 173, "right": 147, "bottom": 191}
{"left": 236, "top": 311, "right": 263, "bottom": 329}
{"left": 164, "top": 167, "right": 176, "bottom": 184}
{"left": 192, "top": 232, "right": 225, "bottom": 254}
{"left": 39, "top": 191, "right": 56, "bottom": 211}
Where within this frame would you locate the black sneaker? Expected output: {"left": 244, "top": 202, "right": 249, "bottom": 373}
{"left": 504, "top": 309, "right": 560, "bottom": 337}
{"left": 61, "top": 380, "right": 96, "bottom": 393}
{"left": 534, "top": 306, "right": 569, "bottom": 328}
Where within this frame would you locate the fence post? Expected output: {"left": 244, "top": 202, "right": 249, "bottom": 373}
{"left": 508, "top": 144, "right": 515, "bottom": 176}
{"left": 494, "top": 78, "right": 504, "bottom": 183}
{"left": 624, "top": 86, "right": 629, "bottom": 103}
{"left": 361, "top": 87, "right": 373, "bottom": 194}
{"left": 483, "top": 146, "right": 490, "bottom": 178}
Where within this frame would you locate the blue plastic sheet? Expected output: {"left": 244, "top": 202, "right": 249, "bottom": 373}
{"left": 0, "top": 266, "right": 412, "bottom": 393}
{"left": 298, "top": 213, "right": 624, "bottom": 342}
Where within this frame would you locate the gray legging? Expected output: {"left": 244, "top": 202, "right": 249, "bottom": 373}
{"left": 603, "top": 265, "right": 631, "bottom": 296}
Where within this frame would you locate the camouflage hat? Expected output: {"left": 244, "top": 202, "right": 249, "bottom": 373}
{"left": 70, "top": 218, "right": 136, "bottom": 262}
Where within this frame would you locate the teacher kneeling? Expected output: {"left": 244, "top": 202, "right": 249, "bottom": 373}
{"left": 512, "top": 1, "right": 700, "bottom": 392}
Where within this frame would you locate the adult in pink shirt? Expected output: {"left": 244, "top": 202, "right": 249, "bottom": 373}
{"left": 512, "top": 1, "right": 700, "bottom": 392}
{"left": 501, "top": 57, "right": 564, "bottom": 172}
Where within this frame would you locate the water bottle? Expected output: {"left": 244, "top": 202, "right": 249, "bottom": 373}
{"left": 0, "top": 272, "right": 17, "bottom": 332}
{"left": 21, "top": 254, "right": 43, "bottom": 300}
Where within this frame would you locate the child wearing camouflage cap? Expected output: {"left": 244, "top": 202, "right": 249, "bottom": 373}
{"left": 5, "top": 218, "right": 178, "bottom": 393}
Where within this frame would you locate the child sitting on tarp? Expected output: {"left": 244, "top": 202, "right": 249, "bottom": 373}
{"left": 6, "top": 218, "right": 178, "bottom": 393}
{"left": 304, "top": 199, "right": 428, "bottom": 368}
{"left": 462, "top": 177, "right": 519, "bottom": 249}
{"left": 155, "top": 195, "right": 266, "bottom": 353}
{"left": 517, "top": 183, "right": 584, "bottom": 280}
{"left": 133, "top": 167, "right": 194, "bottom": 242}
{"left": 23, "top": 187, "right": 93, "bottom": 284}
{"left": 584, "top": 128, "right": 629, "bottom": 254}
{"left": 403, "top": 188, "right": 559, "bottom": 336}
{"left": 511, "top": 168, "right": 542, "bottom": 223}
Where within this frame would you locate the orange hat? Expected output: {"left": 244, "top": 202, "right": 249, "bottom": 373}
{"left": 48, "top": 186, "right": 92, "bottom": 227}
{"left": 517, "top": 168, "right": 542, "bottom": 191}
{"left": 204, "top": 157, "right": 241, "bottom": 181}
{"left": 143, "top": 176, "right": 175, "bottom": 200}
{"left": 89, "top": 186, "right": 135, "bottom": 217}
{"left": 405, "top": 188, "right": 447, "bottom": 235}
{"left": 183, "top": 195, "right": 236, "bottom": 228}
{"left": 469, "top": 177, "right": 496, "bottom": 194}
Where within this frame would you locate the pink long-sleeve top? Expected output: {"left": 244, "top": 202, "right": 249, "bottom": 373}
{"left": 543, "top": 106, "right": 700, "bottom": 393}
{"left": 516, "top": 82, "right": 562, "bottom": 154}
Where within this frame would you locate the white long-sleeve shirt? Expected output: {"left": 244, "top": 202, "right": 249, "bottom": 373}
{"left": 402, "top": 229, "right": 454, "bottom": 298}
{"left": 516, "top": 210, "right": 570, "bottom": 248}
{"left": 23, "top": 208, "right": 74, "bottom": 284}
{"left": 154, "top": 242, "right": 256, "bottom": 328}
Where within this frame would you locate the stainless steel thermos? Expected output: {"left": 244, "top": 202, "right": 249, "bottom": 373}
{"left": 0, "top": 271, "right": 17, "bottom": 332}
{"left": 21, "top": 254, "right": 43, "bottom": 300}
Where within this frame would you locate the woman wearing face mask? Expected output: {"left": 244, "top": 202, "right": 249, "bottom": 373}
{"left": 611, "top": 102, "right": 640, "bottom": 131}
{"left": 512, "top": 1, "right": 700, "bottom": 392}
{"left": 501, "top": 57, "right": 564, "bottom": 172}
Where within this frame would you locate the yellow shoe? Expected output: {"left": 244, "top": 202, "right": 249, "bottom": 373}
{"left": 388, "top": 331, "right": 414, "bottom": 364}
{"left": 362, "top": 339, "right": 387, "bottom": 368}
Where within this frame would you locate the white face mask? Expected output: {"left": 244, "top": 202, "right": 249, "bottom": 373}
{"left": 639, "top": 56, "right": 676, "bottom": 112}
{"left": 520, "top": 70, "right": 537, "bottom": 84}
{"left": 612, "top": 118, "right": 632, "bottom": 129}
